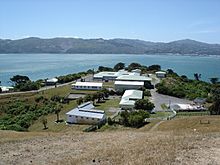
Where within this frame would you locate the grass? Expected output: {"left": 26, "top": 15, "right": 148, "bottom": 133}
{"left": 176, "top": 111, "right": 210, "bottom": 117}
{"left": 95, "top": 98, "right": 120, "bottom": 116}
{"left": 2, "top": 116, "right": 220, "bottom": 164}
{"left": 150, "top": 111, "right": 173, "bottom": 118}
{"left": 157, "top": 116, "right": 220, "bottom": 133}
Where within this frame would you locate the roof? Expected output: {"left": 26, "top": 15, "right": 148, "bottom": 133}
{"left": 93, "top": 70, "right": 137, "bottom": 79}
{"left": 116, "top": 75, "right": 152, "bottom": 81}
{"left": 120, "top": 90, "right": 143, "bottom": 106}
{"left": 115, "top": 81, "right": 144, "bottom": 86}
{"left": 155, "top": 71, "right": 166, "bottom": 74}
{"left": 0, "top": 86, "right": 14, "bottom": 92}
{"left": 46, "top": 78, "right": 58, "bottom": 83}
{"left": 66, "top": 102, "right": 105, "bottom": 119}
{"left": 170, "top": 103, "right": 194, "bottom": 110}
{"left": 73, "top": 82, "right": 103, "bottom": 87}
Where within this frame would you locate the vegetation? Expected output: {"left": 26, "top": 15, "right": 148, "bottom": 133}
{"left": 120, "top": 110, "right": 150, "bottom": 128}
{"left": 156, "top": 71, "right": 212, "bottom": 100}
{"left": 10, "top": 75, "right": 41, "bottom": 91}
{"left": 134, "top": 99, "right": 155, "bottom": 111}
{"left": 113, "top": 62, "right": 125, "bottom": 71}
{"left": 57, "top": 72, "right": 86, "bottom": 83}
{"left": 209, "top": 86, "right": 220, "bottom": 115}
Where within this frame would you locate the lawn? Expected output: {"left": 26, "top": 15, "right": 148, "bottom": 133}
{"left": 95, "top": 98, "right": 120, "bottom": 116}
{"left": 150, "top": 111, "right": 173, "bottom": 119}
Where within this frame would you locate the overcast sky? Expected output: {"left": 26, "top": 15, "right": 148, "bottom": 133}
{"left": 0, "top": 0, "right": 220, "bottom": 43}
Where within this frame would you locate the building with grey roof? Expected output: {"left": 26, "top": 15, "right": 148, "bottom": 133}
{"left": 66, "top": 102, "right": 106, "bottom": 124}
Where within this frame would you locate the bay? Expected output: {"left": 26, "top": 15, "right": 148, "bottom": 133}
{"left": 0, "top": 54, "right": 220, "bottom": 85}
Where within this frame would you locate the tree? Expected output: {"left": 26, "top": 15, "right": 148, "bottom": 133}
{"left": 54, "top": 105, "right": 62, "bottom": 122}
{"left": 128, "top": 63, "right": 142, "bottom": 71}
{"left": 135, "top": 99, "right": 155, "bottom": 111}
{"left": 76, "top": 97, "right": 84, "bottom": 105}
{"left": 10, "top": 75, "right": 30, "bottom": 85}
{"left": 41, "top": 117, "right": 48, "bottom": 130}
{"left": 210, "top": 77, "right": 219, "bottom": 84}
{"left": 194, "top": 73, "right": 201, "bottom": 81}
{"left": 209, "top": 87, "right": 220, "bottom": 115}
{"left": 114, "top": 62, "right": 125, "bottom": 71}
{"left": 148, "top": 64, "right": 161, "bottom": 71}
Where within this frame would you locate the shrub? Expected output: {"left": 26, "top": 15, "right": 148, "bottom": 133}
{"left": 135, "top": 99, "right": 155, "bottom": 111}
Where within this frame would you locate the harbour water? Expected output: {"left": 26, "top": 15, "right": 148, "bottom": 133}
{"left": 1, "top": 54, "right": 220, "bottom": 85}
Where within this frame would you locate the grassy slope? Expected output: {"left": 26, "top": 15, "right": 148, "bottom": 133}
{"left": 1, "top": 116, "right": 220, "bottom": 165}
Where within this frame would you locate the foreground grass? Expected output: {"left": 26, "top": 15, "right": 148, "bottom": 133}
{"left": 1, "top": 116, "right": 220, "bottom": 165}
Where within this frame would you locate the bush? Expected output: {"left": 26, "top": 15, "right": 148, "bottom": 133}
{"left": 120, "top": 110, "right": 149, "bottom": 128}
{"left": 107, "top": 117, "right": 114, "bottom": 125}
{"left": 144, "top": 90, "right": 151, "bottom": 97}
{"left": 135, "top": 99, "right": 155, "bottom": 111}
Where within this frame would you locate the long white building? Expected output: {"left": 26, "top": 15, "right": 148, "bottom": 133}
{"left": 114, "top": 81, "right": 144, "bottom": 92}
{"left": 119, "top": 90, "right": 143, "bottom": 110}
{"left": 72, "top": 82, "right": 103, "bottom": 90}
{"left": 93, "top": 69, "right": 140, "bottom": 81}
{"left": 66, "top": 102, "right": 106, "bottom": 124}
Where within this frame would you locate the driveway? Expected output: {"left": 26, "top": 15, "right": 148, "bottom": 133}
{"left": 149, "top": 75, "right": 192, "bottom": 112}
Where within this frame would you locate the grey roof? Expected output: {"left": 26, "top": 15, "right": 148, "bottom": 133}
{"left": 66, "top": 102, "right": 105, "bottom": 119}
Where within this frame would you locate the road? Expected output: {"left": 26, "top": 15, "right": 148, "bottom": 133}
{"left": 0, "top": 74, "right": 93, "bottom": 96}
{"left": 149, "top": 75, "right": 192, "bottom": 112}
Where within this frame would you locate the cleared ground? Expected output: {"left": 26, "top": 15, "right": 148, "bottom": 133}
{"left": 1, "top": 116, "right": 220, "bottom": 165}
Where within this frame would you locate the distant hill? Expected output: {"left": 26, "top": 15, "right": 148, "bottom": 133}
{"left": 0, "top": 37, "right": 220, "bottom": 55}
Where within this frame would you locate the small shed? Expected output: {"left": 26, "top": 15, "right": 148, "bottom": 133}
{"left": 46, "top": 78, "right": 58, "bottom": 85}
{"left": 155, "top": 71, "right": 166, "bottom": 78}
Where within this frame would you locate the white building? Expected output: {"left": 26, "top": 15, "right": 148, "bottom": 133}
{"left": 114, "top": 81, "right": 144, "bottom": 92}
{"left": 170, "top": 103, "right": 205, "bottom": 112}
{"left": 131, "top": 69, "right": 142, "bottom": 74}
{"left": 93, "top": 69, "right": 139, "bottom": 81}
{"left": 66, "top": 102, "right": 106, "bottom": 124}
{"left": 72, "top": 82, "right": 103, "bottom": 90}
{"left": 119, "top": 90, "right": 143, "bottom": 110}
{"left": 0, "top": 86, "right": 14, "bottom": 93}
{"left": 46, "top": 78, "right": 58, "bottom": 85}
{"left": 155, "top": 71, "right": 166, "bottom": 78}
{"left": 116, "top": 75, "right": 152, "bottom": 82}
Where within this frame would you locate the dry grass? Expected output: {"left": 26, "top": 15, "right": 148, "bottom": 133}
{"left": 1, "top": 116, "right": 220, "bottom": 165}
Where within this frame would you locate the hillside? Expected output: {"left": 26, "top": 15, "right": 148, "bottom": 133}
{"left": 0, "top": 37, "right": 220, "bottom": 55}
{"left": 1, "top": 116, "right": 220, "bottom": 165}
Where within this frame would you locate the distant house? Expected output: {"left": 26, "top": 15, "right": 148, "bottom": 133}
{"left": 119, "top": 90, "right": 143, "bottom": 110}
{"left": 93, "top": 69, "right": 139, "bottom": 81}
{"left": 46, "top": 78, "right": 58, "bottom": 85}
{"left": 170, "top": 103, "right": 206, "bottom": 112}
{"left": 114, "top": 81, "right": 144, "bottom": 92}
{"left": 72, "top": 82, "right": 103, "bottom": 90}
{"left": 131, "top": 69, "right": 141, "bottom": 74}
{"left": 155, "top": 71, "right": 166, "bottom": 78}
{"left": 0, "top": 86, "right": 14, "bottom": 93}
{"left": 66, "top": 102, "right": 106, "bottom": 124}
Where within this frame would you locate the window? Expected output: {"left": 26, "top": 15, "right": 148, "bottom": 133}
{"left": 97, "top": 119, "right": 100, "bottom": 121}
{"left": 86, "top": 117, "right": 89, "bottom": 119}
{"left": 75, "top": 116, "right": 78, "bottom": 118}
{"left": 69, "top": 115, "right": 72, "bottom": 117}
{"left": 81, "top": 117, "right": 84, "bottom": 119}
{"left": 92, "top": 118, "right": 94, "bottom": 120}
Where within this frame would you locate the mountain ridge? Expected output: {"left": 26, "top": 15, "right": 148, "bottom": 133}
{"left": 0, "top": 37, "right": 220, "bottom": 55}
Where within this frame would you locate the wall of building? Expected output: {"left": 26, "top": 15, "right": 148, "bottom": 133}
{"left": 115, "top": 84, "right": 143, "bottom": 92}
{"left": 67, "top": 115, "right": 105, "bottom": 124}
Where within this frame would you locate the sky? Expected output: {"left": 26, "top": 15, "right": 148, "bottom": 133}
{"left": 0, "top": 0, "right": 220, "bottom": 43}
